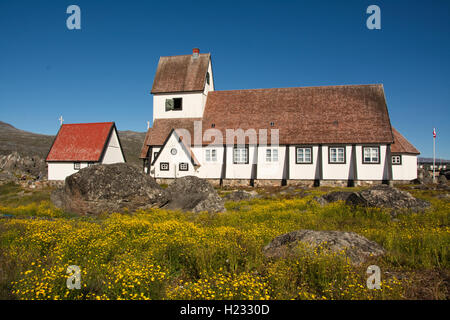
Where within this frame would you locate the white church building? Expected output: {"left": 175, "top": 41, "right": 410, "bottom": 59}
{"left": 140, "top": 49, "right": 419, "bottom": 187}
{"left": 46, "top": 122, "right": 125, "bottom": 180}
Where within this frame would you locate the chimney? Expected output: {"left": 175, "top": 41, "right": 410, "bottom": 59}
{"left": 192, "top": 48, "right": 200, "bottom": 59}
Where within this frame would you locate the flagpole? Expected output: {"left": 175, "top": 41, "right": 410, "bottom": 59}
{"left": 433, "top": 128, "right": 436, "bottom": 183}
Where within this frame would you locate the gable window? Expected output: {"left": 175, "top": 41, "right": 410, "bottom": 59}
{"left": 266, "top": 148, "right": 278, "bottom": 162}
{"left": 329, "top": 147, "right": 346, "bottom": 164}
{"left": 160, "top": 162, "right": 169, "bottom": 171}
{"left": 153, "top": 152, "right": 159, "bottom": 160}
{"left": 205, "top": 149, "right": 217, "bottom": 162}
{"left": 296, "top": 147, "right": 312, "bottom": 164}
{"left": 74, "top": 162, "right": 81, "bottom": 170}
{"left": 206, "top": 72, "right": 210, "bottom": 85}
{"left": 392, "top": 155, "right": 402, "bottom": 165}
{"left": 363, "top": 146, "right": 380, "bottom": 164}
{"left": 233, "top": 146, "right": 248, "bottom": 164}
{"left": 179, "top": 162, "right": 189, "bottom": 171}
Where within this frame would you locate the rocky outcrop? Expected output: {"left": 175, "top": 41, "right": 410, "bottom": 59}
{"left": 0, "top": 170, "right": 18, "bottom": 185}
{"left": 223, "top": 189, "right": 259, "bottom": 202}
{"left": 51, "top": 163, "right": 168, "bottom": 215}
{"left": 263, "top": 229, "right": 386, "bottom": 265}
{"left": 314, "top": 191, "right": 353, "bottom": 206}
{"left": 162, "top": 176, "right": 225, "bottom": 213}
{"left": 315, "top": 185, "right": 430, "bottom": 213}
{"left": 51, "top": 167, "right": 224, "bottom": 215}
{"left": 346, "top": 185, "right": 430, "bottom": 211}
{"left": 0, "top": 152, "right": 46, "bottom": 179}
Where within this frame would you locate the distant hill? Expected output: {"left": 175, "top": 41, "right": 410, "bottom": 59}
{"left": 0, "top": 121, "right": 146, "bottom": 167}
{"left": 418, "top": 157, "right": 450, "bottom": 164}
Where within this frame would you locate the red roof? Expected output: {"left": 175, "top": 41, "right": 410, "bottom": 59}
{"left": 46, "top": 122, "right": 115, "bottom": 162}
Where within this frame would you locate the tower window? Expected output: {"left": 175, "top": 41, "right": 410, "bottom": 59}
{"left": 173, "top": 98, "right": 182, "bottom": 110}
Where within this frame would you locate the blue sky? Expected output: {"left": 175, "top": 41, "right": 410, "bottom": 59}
{"left": 0, "top": 0, "right": 449, "bottom": 158}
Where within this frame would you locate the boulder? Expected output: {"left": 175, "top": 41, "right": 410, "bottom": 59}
{"left": 438, "top": 175, "right": 447, "bottom": 184}
{"left": 51, "top": 163, "right": 168, "bottom": 215}
{"left": 162, "top": 176, "right": 225, "bottom": 213}
{"left": 416, "top": 168, "right": 433, "bottom": 184}
{"left": 346, "top": 185, "right": 430, "bottom": 212}
{"left": 224, "top": 189, "right": 259, "bottom": 202}
{"left": 263, "top": 229, "right": 385, "bottom": 265}
{"left": 314, "top": 191, "right": 353, "bottom": 206}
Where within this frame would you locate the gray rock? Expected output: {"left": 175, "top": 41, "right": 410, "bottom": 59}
{"left": 224, "top": 189, "right": 259, "bottom": 202}
{"left": 263, "top": 229, "right": 386, "bottom": 265}
{"left": 438, "top": 175, "right": 447, "bottom": 184}
{"left": 0, "top": 170, "right": 18, "bottom": 185}
{"left": 163, "top": 176, "right": 225, "bottom": 213}
{"left": 0, "top": 152, "right": 46, "bottom": 179}
{"left": 415, "top": 168, "right": 433, "bottom": 184}
{"left": 315, "top": 191, "right": 353, "bottom": 205}
{"left": 51, "top": 163, "right": 168, "bottom": 215}
{"left": 346, "top": 185, "right": 430, "bottom": 212}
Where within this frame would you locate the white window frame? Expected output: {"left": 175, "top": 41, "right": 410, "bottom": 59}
{"left": 266, "top": 148, "right": 278, "bottom": 163}
{"left": 160, "top": 162, "right": 169, "bottom": 171}
{"left": 329, "top": 147, "right": 345, "bottom": 164}
{"left": 205, "top": 149, "right": 217, "bottom": 162}
{"left": 74, "top": 162, "right": 81, "bottom": 170}
{"left": 362, "top": 146, "right": 380, "bottom": 164}
{"left": 179, "top": 162, "right": 188, "bottom": 171}
{"left": 392, "top": 155, "right": 402, "bottom": 165}
{"left": 233, "top": 146, "right": 248, "bottom": 164}
{"left": 296, "top": 147, "right": 312, "bottom": 164}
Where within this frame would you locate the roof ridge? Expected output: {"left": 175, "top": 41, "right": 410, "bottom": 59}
{"left": 159, "top": 53, "right": 211, "bottom": 58}
{"left": 209, "top": 84, "right": 383, "bottom": 94}
{"left": 62, "top": 122, "right": 114, "bottom": 126}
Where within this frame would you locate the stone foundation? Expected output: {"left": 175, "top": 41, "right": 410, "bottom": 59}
{"left": 155, "top": 178, "right": 407, "bottom": 188}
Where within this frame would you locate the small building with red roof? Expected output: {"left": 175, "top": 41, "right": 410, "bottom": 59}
{"left": 46, "top": 122, "right": 125, "bottom": 180}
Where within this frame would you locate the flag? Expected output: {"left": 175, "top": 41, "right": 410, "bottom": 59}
{"left": 433, "top": 128, "right": 436, "bottom": 138}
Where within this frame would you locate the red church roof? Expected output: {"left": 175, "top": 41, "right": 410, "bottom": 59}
{"left": 46, "top": 122, "right": 115, "bottom": 162}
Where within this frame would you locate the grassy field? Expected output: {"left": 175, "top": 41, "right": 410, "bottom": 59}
{"left": 0, "top": 182, "right": 448, "bottom": 300}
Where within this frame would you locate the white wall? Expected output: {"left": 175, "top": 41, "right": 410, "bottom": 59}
{"left": 322, "top": 146, "right": 353, "bottom": 180}
{"left": 356, "top": 145, "right": 388, "bottom": 181}
{"left": 192, "top": 146, "right": 223, "bottom": 179}
{"left": 150, "top": 142, "right": 417, "bottom": 182}
{"left": 48, "top": 162, "right": 89, "bottom": 181}
{"left": 258, "top": 146, "right": 286, "bottom": 179}
{"left": 392, "top": 154, "right": 417, "bottom": 181}
{"left": 289, "top": 146, "right": 320, "bottom": 180}
{"left": 101, "top": 129, "right": 125, "bottom": 164}
{"left": 225, "top": 145, "right": 257, "bottom": 179}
